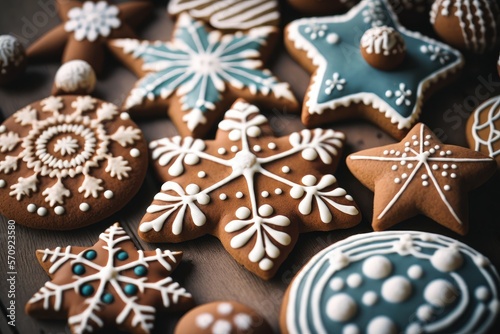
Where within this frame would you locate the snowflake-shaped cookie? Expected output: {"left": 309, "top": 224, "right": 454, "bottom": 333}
{"left": 0, "top": 95, "right": 148, "bottom": 230}
{"left": 26, "top": 223, "right": 193, "bottom": 334}
{"left": 347, "top": 123, "right": 496, "bottom": 235}
{"left": 139, "top": 99, "right": 361, "bottom": 279}
{"left": 108, "top": 14, "right": 297, "bottom": 138}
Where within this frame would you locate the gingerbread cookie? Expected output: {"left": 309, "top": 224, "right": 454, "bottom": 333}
{"left": 139, "top": 99, "right": 361, "bottom": 280}
{"left": 466, "top": 96, "right": 500, "bottom": 167}
{"left": 108, "top": 14, "right": 297, "bottom": 138}
{"left": 168, "top": 0, "right": 280, "bottom": 32}
{"left": 431, "top": 0, "right": 500, "bottom": 54}
{"left": 285, "top": 0, "right": 464, "bottom": 140}
{"left": 26, "top": 223, "right": 193, "bottom": 334}
{"left": 0, "top": 93, "right": 148, "bottom": 230}
{"left": 27, "top": 0, "right": 153, "bottom": 74}
{"left": 287, "top": 0, "right": 357, "bottom": 15}
{"left": 0, "top": 35, "right": 26, "bottom": 86}
{"left": 281, "top": 230, "right": 500, "bottom": 334}
{"left": 346, "top": 123, "right": 496, "bottom": 235}
{"left": 175, "top": 301, "right": 272, "bottom": 334}
{"left": 52, "top": 60, "right": 96, "bottom": 96}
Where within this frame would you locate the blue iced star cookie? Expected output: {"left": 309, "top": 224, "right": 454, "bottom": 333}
{"left": 285, "top": 0, "right": 464, "bottom": 139}
{"left": 109, "top": 14, "right": 297, "bottom": 138}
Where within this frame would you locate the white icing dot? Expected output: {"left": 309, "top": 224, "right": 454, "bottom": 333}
{"left": 130, "top": 148, "right": 140, "bottom": 158}
{"left": 234, "top": 313, "right": 252, "bottom": 330}
{"left": 412, "top": 135, "right": 418, "bottom": 140}
{"left": 259, "top": 258, "right": 273, "bottom": 270}
{"left": 218, "top": 148, "right": 226, "bottom": 155}
{"left": 236, "top": 191, "right": 243, "bottom": 198}
{"left": 401, "top": 160, "right": 406, "bottom": 165}
{"left": 413, "top": 141, "right": 419, "bottom": 146}
{"left": 421, "top": 174, "right": 428, "bottom": 180}
{"left": 385, "top": 90, "right": 392, "bottom": 98}
{"left": 104, "top": 190, "right": 114, "bottom": 199}
{"left": 422, "top": 181, "right": 429, "bottom": 187}
{"left": 212, "top": 320, "right": 232, "bottom": 333}
{"left": 258, "top": 204, "right": 273, "bottom": 217}
{"left": 402, "top": 173, "right": 408, "bottom": 179}
{"left": 219, "top": 193, "right": 227, "bottom": 200}
{"left": 253, "top": 145, "right": 262, "bottom": 152}
{"left": 451, "top": 164, "right": 457, "bottom": 169}
{"left": 406, "top": 323, "right": 423, "bottom": 334}
{"left": 434, "top": 145, "right": 440, "bottom": 150}
{"left": 442, "top": 171, "right": 448, "bottom": 177}
{"left": 0, "top": 125, "right": 6, "bottom": 133}
{"left": 475, "top": 286, "right": 490, "bottom": 301}
{"left": 443, "top": 164, "right": 449, "bottom": 169}
{"left": 429, "top": 148, "right": 436, "bottom": 154}
{"left": 383, "top": 150, "right": 389, "bottom": 155}
{"left": 424, "top": 279, "right": 457, "bottom": 307}
{"left": 345, "top": 195, "right": 353, "bottom": 201}
{"left": 268, "top": 142, "right": 277, "bottom": 150}
{"left": 432, "top": 164, "right": 439, "bottom": 170}
{"left": 431, "top": 246, "right": 463, "bottom": 272}
{"left": 451, "top": 173, "right": 457, "bottom": 178}
{"left": 184, "top": 153, "right": 199, "bottom": 165}
{"left": 391, "top": 165, "right": 397, "bottom": 171}
{"left": 231, "top": 145, "right": 239, "bottom": 153}
{"left": 362, "top": 291, "right": 378, "bottom": 306}
{"left": 302, "top": 175, "right": 317, "bottom": 186}
{"left": 196, "top": 194, "right": 210, "bottom": 205}
{"left": 446, "top": 150, "right": 452, "bottom": 155}
{"left": 186, "top": 184, "right": 200, "bottom": 195}
{"left": 120, "top": 112, "right": 130, "bottom": 120}
{"left": 408, "top": 265, "right": 423, "bottom": 279}
{"left": 330, "top": 277, "right": 344, "bottom": 291}
{"left": 79, "top": 203, "right": 90, "bottom": 212}
{"left": 326, "top": 33, "right": 340, "bottom": 44}
{"left": 347, "top": 273, "right": 362, "bottom": 288}
{"left": 424, "top": 141, "right": 430, "bottom": 146}
{"left": 367, "top": 316, "right": 397, "bottom": 334}
{"left": 282, "top": 166, "right": 290, "bottom": 173}
{"left": 217, "top": 302, "right": 233, "bottom": 315}
{"left": 247, "top": 126, "right": 261, "bottom": 138}
{"left": 425, "top": 135, "right": 431, "bottom": 139}
{"left": 260, "top": 191, "right": 269, "bottom": 198}
{"left": 274, "top": 188, "right": 283, "bottom": 195}
{"left": 198, "top": 171, "right": 206, "bottom": 178}
{"left": 195, "top": 313, "right": 214, "bottom": 329}
{"left": 54, "top": 206, "right": 65, "bottom": 215}
{"left": 444, "top": 185, "right": 451, "bottom": 191}
{"left": 381, "top": 276, "right": 412, "bottom": 303}
{"left": 302, "top": 148, "right": 318, "bottom": 160}
{"left": 417, "top": 304, "right": 434, "bottom": 321}
{"left": 343, "top": 324, "right": 360, "bottom": 334}
{"left": 326, "top": 293, "right": 357, "bottom": 322}
{"left": 394, "top": 178, "right": 401, "bottom": 184}
{"left": 407, "top": 163, "right": 413, "bottom": 169}
{"left": 236, "top": 207, "right": 251, "bottom": 219}
{"left": 37, "top": 207, "right": 48, "bottom": 216}
{"left": 362, "top": 256, "right": 392, "bottom": 279}
{"left": 27, "top": 204, "right": 37, "bottom": 213}
{"left": 229, "top": 130, "right": 241, "bottom": 141}
{"left": 0, "top": 180, "right": 5, "bottom": 188}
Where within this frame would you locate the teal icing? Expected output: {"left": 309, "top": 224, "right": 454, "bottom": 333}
{"left": 116, "top": 250, "right": 128, "bottom": 261}
{"left": 84, "top": 249, "right": 97, "bottom": 260}
{"left": 287, "top": 231, "right": 500, "bottom": 334}
{"left": 290, "top": 0, "right": 462, "bottom": 123}
{"left": 80, "top": 284, "right": 94, "bottom": 297}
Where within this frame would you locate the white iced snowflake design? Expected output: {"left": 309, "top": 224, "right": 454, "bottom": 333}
{"left": 350, "top": 124, "right": 492, "bottom": 224}
{"left": 324, "top": 73, "right": 346, "bottom": 95}
{"left": 27, "top": 224, "right": 192, "bottom": 334}
{"left": 304, "top": 22, "right": 328, "bottom": 40}
{"left": 362, "top": 0, "right": 387, "bottom": 27}
{"left": 142, "top": 101, "right": 359, "bottom": 273}
{"left": 65, "top": 1, "right": 121, "bottom": 42}
{"left": 195, "top": 302, "right": 253, "bottom": 332}
{"left": 111, "top": 14, "right": 294, "bottom": 132}
{"left": 386, "top": 83, "right": 412, "bottom": 107}
{"left": 0, "top": 96, "right": 142, "bottom": 216}
{"left": 420, "top": 44, "right": 450, "bottom": 64}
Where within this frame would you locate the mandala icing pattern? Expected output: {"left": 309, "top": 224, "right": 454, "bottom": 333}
{"left": 282, "top": 231, "right": 500, "bottom": 334}
{"left": 26, "top": 224, "right": 193, "bottom": 334}
{"left": 65, "top": 1, "right": 121, "bottom": 42}
{"left": 140, "top": 100, "right": 360, "bottom": 279}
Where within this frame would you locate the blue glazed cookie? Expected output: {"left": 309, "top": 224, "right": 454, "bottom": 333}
{"left": 281, "top": 231, "right": 500, "bottom": 334}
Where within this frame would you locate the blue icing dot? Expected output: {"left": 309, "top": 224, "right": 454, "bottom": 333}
{"left": 134, "top": 265, "right": 147, "bottom": 276}
{"left": 124, "top": 284, "right": 138, "bottom": 295}
{"left": 72, "top": 264, "right": 85, "bottom": 275}
{"left": 101, "top": 293, "right": 114, "bottom": 304}
{"left": 116, "top": 251, "right": 128, "bottom": 261}
{"left": 80, "top": 284, "right": 94, "bottom": 297}
{"left": 84, "top": 250, "right": 97, "bottom": 260}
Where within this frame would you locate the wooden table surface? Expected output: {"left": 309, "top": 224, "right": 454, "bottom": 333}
{"left": 1, "top": 1, "right": 499, "bottom": 333}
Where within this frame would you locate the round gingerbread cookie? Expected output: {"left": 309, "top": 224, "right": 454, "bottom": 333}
{"left": 0, "top": 35, "right": 26, "bottom": 85}
{"left": 281, "top": 231, "right": 500, "bottom": 334}
{"left": 175, "top": 301, "right": 273, "bottom": 334}
{"left": 0, "top": 95, "right": 148, "bottom": 229}
{"left": 466, "top": 96, "right": 500, "bottom": 167}
{"left": 431, "top": 0, "right": 500, "bottom": 54}
{"left": 287, "top": 0, "right": 357, "bottom": 15}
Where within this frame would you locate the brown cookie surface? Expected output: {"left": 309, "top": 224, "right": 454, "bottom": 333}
{"left": 175, "top": 301, "right": 272, "bottom": 334}
{"left": 347, "top": 123, "right": 497, "bottom": 235}
{"left": 139, "top": 99, "right": 361, "bottom": 280}
{"left": 0, "top": 95, "right": 148, "bottom": 230}
{"left": 26, "top": 223, "right": 194, "bottom": 334}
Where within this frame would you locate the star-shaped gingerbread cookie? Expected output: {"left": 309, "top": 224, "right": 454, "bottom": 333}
{"left": 139, "top": 99, "right": 361, "bottom": 280}
{"left": 285, "top": 0, "right": 464, "bottom": 139}
{"left": 26, "top": 223, "right": 193, "bottom": 334}
{"left": 108, "top": 14, "right": 298, "bottom": 138}
{"left": 27, "top": 0, "right": 153, "bottom": 74}
{"left": 347, "top": 123, "right": 496, "bottom": 235}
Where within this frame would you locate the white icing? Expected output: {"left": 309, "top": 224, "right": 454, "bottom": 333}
{"left": 361, "top": 27, "right": 405, "bottom": 55}
{"left": 362, "top": 255, "right": 392, "bottom": 279}
{"left": 233, "top": 313, "right": 252, "bottom": 330}
{"left": 367, "top": 316, "right": 397, "bottom": 334}
{"left": 120, "top": 112, "right": 130, "bottom": 120}
{"left": 362, "top": 291, "right": 378, "bottom": 306}
{"left": 236, "top": 191, "right": 243, "bottom": 198}
{"left": 217, "top": 302, "right": 233, "bottom": 315}
{"left": 261, "top": 191, "right": 269, "bottom": 198}
{"left": 104, "top": 190, "right": 114, "bottom": 199}
{"left": 324, "top": 72, "right": 346, "bottom": 95}
{"left": 347, "top": 273, "right": 362, "bottom": 288}
{"left": 0, "top": 35, "right": 24, "bottom": 73}
{"left": 476, "top": 286, "right": 490, "bottom": 301}
{"left": 27, "top": 204, "right": 37, "bottom": 213}
{"left": 65, "top": 1, "right": 121, "bottom": 42}
{"left": 407, "top": 265, "right": 423, "bottom": 279}
{"left": 37, "top": 207, "right": 47, "bottom": 216}
{"left": 330, "top": 277, "right": 344, "bottom": 291}
{"left": 417, "top": 304, "right": 434, "bottom": 321}
{"left": 381, "top": 276, "right": 412, "bottom": 303}
{"left": 219, "top": 193, "right": 227, "bottom": 200}
{"left": 327, "top": 33, "right": 340, "bottom": 44}
{"left": 54, "top": 60, "right": 96, "bottom": 94}
{"left": 274, "top": 188, "right": 282, "bottom": 195}
{"left": 469, "top": 96, "right": 500, "bottom": 158}
{"left": 431, "top": 245, "right": 463, "bottom": 272}
{"left": 343, "top": 324, "right": 360, "bottom": 334}
{"left": 424, "top": 279, "right": 457, "bottom": 307}
{"left": 282, "top": 166, "right": 290, "bottom": 173}
{"left": 268, "top": 142, "right": 277, "bottom": 150}
{"left": 326, "top": 293, "right": 357, "bottom": 322}
{"left": 198, "top": 171, "right": 206, "bottom": 178}
{"left": 130, "top": 148, "right": 140, "bottom": 158}
{"left": 54, "top": 206, "right": 65, "bottom": 215}
{"left": 79, "top": 203, "right": 90, "bottom": 212}
{"left": 0, "top": 179, "right": 5, "bottom": 188}
{"left": 196, "top": 313, "right": 214, "bottom": 329}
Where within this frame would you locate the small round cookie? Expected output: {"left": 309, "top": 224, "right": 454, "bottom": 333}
{"left": 0, "top": 35, "right": 26, "bottom": 85}
{"left": 287, "top": 0, "right": 357, "bottom": 15}
{"left": 281, "top": 231, "right": 500, "bottom": 334}
{"left": 466, "top": 96, "right": 500, "bottom": 167}
{"left": 52, "top": 60, "right": 96, "bottom": 95}
{"left": 175, "top": 301, "right": 273, "bottom": 334}
{"left": 431, "top": 0, "right": 500, "bottom": 54}
{"left": 360, "top": 26, "right": 406, "bottom": 71}
{"left": 0, "top": 95, "right": 148, "bottom": 229}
